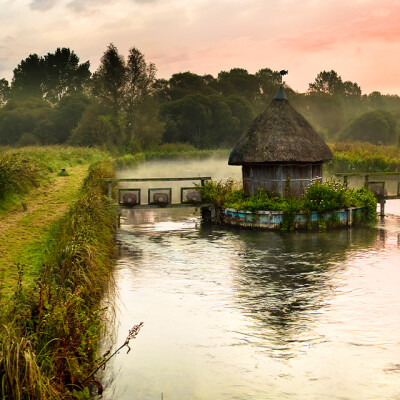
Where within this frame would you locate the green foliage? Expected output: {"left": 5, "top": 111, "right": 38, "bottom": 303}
{"left": 91, "top": 43, "right": 127, "bottom": 114}
{"left": 338, "top": 109, "right": 398, "bottom": 145}
{"left": 327, "top": 142, "right": 400, "bottom": 173}
{"left": 308, "top": 70, "right": 361, "bottom": 100}
{"left": 0, "top": 326, "right": 61, "bottom": 400}
{"left": 200, "top": 178, "right": 377, "bottom": 229}
{"left": 160, "top": 93, "right": 253, "bottom": 148}
{"left": 303, "top": 179, "right": 351, "bottom": 213}
{"left": 128, "top": 95, "right": 164, "bottom": 151}
{"left": 0, "top": 97, "right": 55, "bottom": 145}
{"left": 0, "top": 151, "right": 43, "bottom": 203}
{"left": 10, "top": 48, "right": 90, "bottom": 102}
{"left": 0, "top": 146, "right": 110, "bottom": 214}
{"left": 351, "top": 187, "right": 378, "bottom": 224}
{"left": 200, "top": 179, "right": 243, "bottom": 208}
{"left": 0, "top": 78, "right": 10, "bottom": 106}
{"left": 68, "top": 103, "right": 126, "bottom": 148}
{"left": 299, "top": 92, "right": 345, "bottom": 138}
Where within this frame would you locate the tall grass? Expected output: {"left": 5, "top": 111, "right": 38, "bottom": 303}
{"left": 0, "top": 146, "right": 111, "bottom": 213}
{"left": 0, "top": 152, "right": 44, "bottom": 206}
{"left": 327, "top": 142, "right": 400, "bottom": 173}
{"left": 1, "top": 146, "right": 111, "bottom": 173}
{"left": 0, "top": 160, "right": 117, "bottom": 399}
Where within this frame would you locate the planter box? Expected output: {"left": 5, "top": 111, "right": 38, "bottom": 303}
{"left": 203, "top": 206, "right": 365, "bottom": 230}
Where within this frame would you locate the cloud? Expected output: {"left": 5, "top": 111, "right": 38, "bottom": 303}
{"left": 29, "top": 0, "right": 57, "bottom": 11}
{"left": 66, "top": 0, "right": 112, "bottom": 14}
{"left": 66, "top": 0, "right": 156, "bottom": 14}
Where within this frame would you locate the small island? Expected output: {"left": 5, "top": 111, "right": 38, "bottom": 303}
{"left": 200, "top": 84, "right": 377, "bottom": 230}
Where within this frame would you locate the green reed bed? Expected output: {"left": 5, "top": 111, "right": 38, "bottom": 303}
{"left": 327, "top": 141, "right": 400, "bottom": 173}
{"left": 0, "top": 160, "right": 117, "bottom": 399}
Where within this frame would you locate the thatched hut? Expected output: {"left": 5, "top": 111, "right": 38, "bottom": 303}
{"left": 228, "top": 87, "right": 333, "bottom": 197}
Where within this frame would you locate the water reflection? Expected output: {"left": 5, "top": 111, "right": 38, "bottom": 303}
{"left": 224, "top": 228, "right": 378, "bottom": 358}
{"left": 101, "top": 204, "right": 400, "bottom": 400}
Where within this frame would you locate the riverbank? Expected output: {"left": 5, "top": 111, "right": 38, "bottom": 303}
{"left": 0, "top": 164, "right": 89, "bottom": 297}
{"left": 0, "top": 147, "right": 117, "bottom": 399}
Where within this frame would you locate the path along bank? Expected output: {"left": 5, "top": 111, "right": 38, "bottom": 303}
{"left": 0, "top": 152, "right": 117, "bottom": 399}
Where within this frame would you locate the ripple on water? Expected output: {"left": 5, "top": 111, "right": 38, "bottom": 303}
{"left": 101, "top": 203, "right": 400, "bottom": 400}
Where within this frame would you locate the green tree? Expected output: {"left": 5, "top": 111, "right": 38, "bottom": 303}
{"left": 165, "top": 72, "right": 217, "bottom": 101}
{"left": 338, "top": 109, "right": 398, "bottom": 145}
{"left": 308, "top": 70, "right": 361, "bottom": 100}
{"left": 91, "top": 43, "right": 126, "bottom": 114}
{"left": 0, "top": 97, "right": 55, "bottom": 145}
{"left": 42, "top": 47, "right": 91, "bottom": 103}
{"left": 11, "top": 54, "right": 45, "bottom": 99}
{"left": 255, "top": 68, "right": 283, "bottom": 110}
{"left": 68, "top": 103, "right": 126, "bottom": 148}
{"left": 298, "top": 92, "right": 346, "bottom": 139}
{"left": 124, "top": 47, "right": 156, "bottom": 139}
{"left": 160, "top": 94, "right": 242, "bottom": 148}
{"left": 52, "top": 92, "right": 91, "bottom": 143}
{"left": 225, "top": 95, "right": 255, "bottom": 137}
{"left": 214, "top": 68, "right": 260, "bottom": 105}
{"left": 0, "top": 79, "right": 10, "bottom": 106}
{"left": 128, "top": 95, "right": 164, "bottom": 150}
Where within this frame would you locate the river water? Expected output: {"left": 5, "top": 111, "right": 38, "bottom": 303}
{"left": 101, "top": 160, "right": 400, "bottom": 400}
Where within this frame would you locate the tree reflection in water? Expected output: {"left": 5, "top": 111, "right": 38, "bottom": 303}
{"left": 201, "top": 226, "right": 379, "bottom": 359}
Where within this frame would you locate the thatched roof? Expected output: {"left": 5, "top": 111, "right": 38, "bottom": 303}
{"left": 229, "top": 89, "right": 333, "bottom": 165}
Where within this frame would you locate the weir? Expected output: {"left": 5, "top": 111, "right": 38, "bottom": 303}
{"left": 102, "top": 176, "right": 211, "bottom": 208}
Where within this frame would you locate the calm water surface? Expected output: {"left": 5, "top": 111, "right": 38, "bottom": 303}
{"left": 101, "top": 160, "right": 400, "bottom": 400}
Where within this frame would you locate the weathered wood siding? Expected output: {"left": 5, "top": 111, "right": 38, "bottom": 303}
{"left": 242, "top": 163, "right": 323, "bottom": 196}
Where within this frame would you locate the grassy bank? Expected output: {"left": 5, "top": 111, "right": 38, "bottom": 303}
{"left": 0, "top": 146, "right": 110, "bottom": 214}
{"left": 0, "top": 148, "right": 117, "bottom": 399}
{"left": 327, "top": 142, "right": 400, "bottom": 173}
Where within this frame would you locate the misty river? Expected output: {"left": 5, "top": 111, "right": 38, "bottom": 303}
{"left": 100, "top": 159, "right": 400, "bottom": 400}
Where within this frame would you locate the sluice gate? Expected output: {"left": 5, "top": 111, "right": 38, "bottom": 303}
{"left": 102, "top": 177, "right": 211, "bottom": 209}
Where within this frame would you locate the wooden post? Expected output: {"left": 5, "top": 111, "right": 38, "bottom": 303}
{"left": 380, "top": 200, "right": 385, "bottom": 218}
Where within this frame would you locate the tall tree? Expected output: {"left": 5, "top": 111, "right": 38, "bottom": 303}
{"left": 11, "top": 54, "right": 45, "bottom": 99}
{"left": 124, "top": 47, "right": 156, "bottom": 136}
{"left": 308, "top": 70, "right": 361, "bottom": 100}
{"left": 91, "top": 43, "right": 126, "bottom": 114}
{"left": 42, "top": 47, "right": 91, "bottom": 103}
{"left": 0, "top": 79, "right": 10, "bottom": 106}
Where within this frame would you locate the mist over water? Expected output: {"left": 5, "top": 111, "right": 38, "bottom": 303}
{"left": 100, "top": 159, "right": 400, "bottom": 400}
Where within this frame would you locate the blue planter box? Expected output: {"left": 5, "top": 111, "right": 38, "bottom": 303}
{"left": 214, "top": 207, "right": 365, "bottom": 230}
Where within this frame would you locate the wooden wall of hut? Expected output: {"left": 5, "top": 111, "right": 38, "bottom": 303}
{"left": 242, "top": 164, "right": 323, "bottom": 197}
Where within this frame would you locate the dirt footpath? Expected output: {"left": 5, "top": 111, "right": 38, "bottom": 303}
{"left": 0, "top": 165, "right": 89, "bottom": 296}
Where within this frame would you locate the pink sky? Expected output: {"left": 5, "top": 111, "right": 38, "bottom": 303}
{"left": 1, "top": 0, "right": 400, "bottom": 95}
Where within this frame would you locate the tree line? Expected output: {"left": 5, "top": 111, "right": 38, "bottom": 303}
{"left": 0, "top": 44, "right": 399, "bottom": 150}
